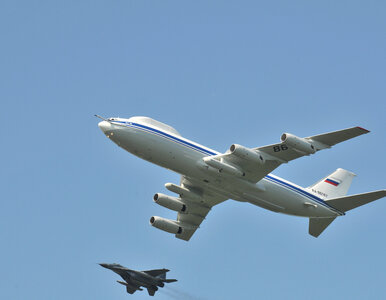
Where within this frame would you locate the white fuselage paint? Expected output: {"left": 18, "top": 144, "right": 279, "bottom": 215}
{"left": 98, "top": 117, "right": 342, "bottom": 218}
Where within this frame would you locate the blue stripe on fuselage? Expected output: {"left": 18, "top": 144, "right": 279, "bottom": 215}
{"left": 112, "top": 120, "right": 343, "bottom": 215}
{"left": 113, "top": 121, "right": 217, "bottom": 156}
{"left": 264, "top": 176, "right": 343, "bottom": 215}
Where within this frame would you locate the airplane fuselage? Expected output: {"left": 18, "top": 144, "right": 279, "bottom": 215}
{"left": 98, "top": 117, "right": 342, "bottom": 219}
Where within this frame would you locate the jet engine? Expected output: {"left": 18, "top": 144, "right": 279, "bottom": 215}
{"left": 229, "top": 144, "right": 265, "bottom": 164}
{"left": 280, "top": 133, "right": 316, "bottom": 154}
{"left": 153, "top": 193, "right": 187, "bottom": 213}
{"left": 150, "top": 216, "right": 182, "bottom": 234}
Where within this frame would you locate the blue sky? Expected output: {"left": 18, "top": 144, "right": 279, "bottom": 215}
{"left": 1, "top": 1, "right": 385, "bottom": 299}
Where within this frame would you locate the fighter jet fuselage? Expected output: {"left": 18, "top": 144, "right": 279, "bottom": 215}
{"left": 99, "top": 263, "right": 176, "bottom": 296}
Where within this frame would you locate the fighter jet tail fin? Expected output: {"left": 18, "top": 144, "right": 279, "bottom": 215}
{"left": 147, "top": 286, "right": 158, "bottom": 296}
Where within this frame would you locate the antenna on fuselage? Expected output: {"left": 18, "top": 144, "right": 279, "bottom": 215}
{"left": 94, "top": 114, "right": 109, "bottom": 122}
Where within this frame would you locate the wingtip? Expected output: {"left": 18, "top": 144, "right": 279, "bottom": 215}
{"left": 356, "top": 126, "right": 370, "bottom": 133}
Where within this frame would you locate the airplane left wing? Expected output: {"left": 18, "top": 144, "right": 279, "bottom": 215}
{"left": 151, "top": 176, "right": 228, "bottom": 241}
{"left": 176, "top": 176, "right": 228, "bottom": 241}
{"left": 214, "top": 127, "right": 370, "bottom": 183}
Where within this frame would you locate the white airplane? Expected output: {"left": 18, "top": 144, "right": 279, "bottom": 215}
{"left": 96, "top": 115, "right": 385, "bottom": 241}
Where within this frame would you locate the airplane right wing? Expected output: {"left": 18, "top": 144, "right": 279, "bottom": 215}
{"left": 212, "top": 126, "right": 370, "bottom": 183}
{"left": 143, "top": 269, "right": 169, "bottom": 278}
{"left": 150, "top": 176, "right": 228, "bottom": 241}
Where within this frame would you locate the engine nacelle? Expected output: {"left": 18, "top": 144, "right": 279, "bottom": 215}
{"left": 229, "top": 144, "right": 265, "bottom": 165}
{"left": 280, "top": 133, "right": 316, "bottom": 154}
{"left": 165, "top": 183, "right": 202, "bottom": 202}
{"left": 149, "top": 216, "right": 182, "bottom": 234}
{"left": 153, "top": 193, "right": 187, "bottom": 213}
{"left": 203, "top": 157, "right": 245, "bottom": 177}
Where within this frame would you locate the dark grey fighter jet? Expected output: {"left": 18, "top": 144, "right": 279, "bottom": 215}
{"left": 99, "top": 263, "right": 177, "bottom": 296}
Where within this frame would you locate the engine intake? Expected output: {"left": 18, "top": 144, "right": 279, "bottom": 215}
{"left": 153, "top": 193, "right": 187, "bottom": 213}
{"left": 150, "top": 216, "right": 182, "bottom": 234}
{"left": 280, "top": 133, "right": 316, "bottom": 154}
{"left": 230, "top": 144, "right": 265, "bottom": 165}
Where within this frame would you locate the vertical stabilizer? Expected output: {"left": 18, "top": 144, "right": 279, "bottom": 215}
{"left": 309, "top": 217, "right": 336, "bottom": 237}
{"left": 307, "top": 168, "right": 356, "bottom": 199}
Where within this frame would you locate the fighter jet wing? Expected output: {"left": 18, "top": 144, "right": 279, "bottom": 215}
{"left": 143, "top": 269, "right": 169, "bottom": 277}
{"left": 175, "top": 176, "right": 228, "bottom": 241}
{"left": 216, "top": 127, "right": 369, "bottom": 183}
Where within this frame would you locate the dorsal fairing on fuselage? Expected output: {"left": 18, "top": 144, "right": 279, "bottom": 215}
{"left": 128, "top": 116, "right": 182, "bottom": 137}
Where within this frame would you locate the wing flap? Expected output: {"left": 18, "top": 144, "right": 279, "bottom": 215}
{"left": 176, "top": 206, "right": 211, "bottom": 241}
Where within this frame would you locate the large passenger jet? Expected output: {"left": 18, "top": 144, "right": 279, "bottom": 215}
{"left": 96, "top": 115, "right": 385, "bottom": 241}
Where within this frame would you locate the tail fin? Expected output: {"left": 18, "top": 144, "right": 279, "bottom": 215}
{"left": 147, "top": 286, "right": 158, "bottom": 296}
{"left": 309, "top": 190, "right": 385, "bottom": 237}
{"left": 307, "top": 168, "right": 356, "bottom": 199}
{"left": 309, "top": 217, "right": 336, "bottom": 237}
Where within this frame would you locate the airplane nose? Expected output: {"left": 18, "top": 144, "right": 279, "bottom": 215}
{"left": 99, "top": 263, "right": 109, "bottom": 268}
{"left": 98, "top": 121, "right": 111, "bottom": 133}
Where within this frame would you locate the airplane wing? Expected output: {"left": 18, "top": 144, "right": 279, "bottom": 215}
{"left": 116, "top": 280, "right": 141, "bottom": 294}
{"left": 216, "top": 127, "right": 370, "bottom": 183}
{"left": 174, "top": 176, "right": 228, "bottom": 241}
{"left": 143, "top": 269, "right": 169, "bottom": 277}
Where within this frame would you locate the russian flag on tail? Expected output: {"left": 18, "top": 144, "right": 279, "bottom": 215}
{"left": 325, "top": 178, "right": 340, "bottom": 186}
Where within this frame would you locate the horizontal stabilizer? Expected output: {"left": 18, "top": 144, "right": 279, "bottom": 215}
{"left": 309, "top": 217, "right": 336, "bottom": 237}
{"left": 327, "top": 190, "right": 386, "bottom": 212}
{"left": 163, "top": 279, "right": 177, "bottom": 283}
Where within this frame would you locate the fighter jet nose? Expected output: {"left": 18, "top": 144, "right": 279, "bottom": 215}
{"left": 99, "top": 263, "right": 109, "bottom": 268}
{"left": 98, "top": 121, "right": 111, "bottom": 133}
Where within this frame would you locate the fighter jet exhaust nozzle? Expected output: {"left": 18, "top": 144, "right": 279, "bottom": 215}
{"left": 150, "top": 216, "right": 183, "bottom": 234}
{"left": 153, "top": 193, "right": 188, "bottom": 213}
{"left": 281, "top": 133, "right": 316, "bottom": 154}
{"left": 230, "top": 144, "right": 265, "bottom": 165}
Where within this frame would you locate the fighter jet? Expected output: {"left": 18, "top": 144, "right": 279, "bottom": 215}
{"left": 99, "top": 263, "right": 177, "bottom": 296}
